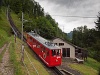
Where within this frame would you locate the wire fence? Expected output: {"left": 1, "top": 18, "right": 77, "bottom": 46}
{"left": 24, "top": 49, "right": 39, "bottom": 75}
{"left": 23, "top": 61, "right": 31, "bottom": 75}
{"left": 15, "top": 41, "right": 39, "bottom": 75}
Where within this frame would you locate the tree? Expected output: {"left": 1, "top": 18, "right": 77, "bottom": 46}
{"left": 95, "top": 12, "right": 100, "bottom": 31}
{"left": 35, "top": 17, "right": 56, "bottom": 39}
{"left": 11, "top": 0, "right": 22, "bottom": 14}
{"left": 99, "top": 67, "right": 100, "bottom": 75}
{"left": 92, "top": 12, "right": 100, "bottom": 62}
{"left": 93, "top": 40, "right": 100, "bottom": 61}
{"left": 0, "top": 0, "right": 2, "bottom": 12}
{"left": 0, "top": 0, "right": 2, "bottom": 7}
{"left": 2, "top": 0, "right": 67, "bottom": 41}
{"left": 72, "top": 26, "right": 96, "bottom": 48}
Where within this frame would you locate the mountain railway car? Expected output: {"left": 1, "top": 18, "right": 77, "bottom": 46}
{"left": 26, "top": 32, "right": 62, "bottom": 67}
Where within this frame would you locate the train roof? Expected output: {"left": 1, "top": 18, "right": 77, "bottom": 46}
{"left": 27, "top": 32, "right": 61, "bottom": 50}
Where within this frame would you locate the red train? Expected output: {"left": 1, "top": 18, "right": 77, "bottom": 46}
{"left": 26, "top": 32, "right": 62, "bottom": 67}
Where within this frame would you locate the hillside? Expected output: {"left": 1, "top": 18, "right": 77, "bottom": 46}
{"left": 0, "top": 7, "right": 50, "bottom": 75}
{"left": 0, "top": 7, "right": 11, "bottom": 48}
{"left": 2, "top": 0, "right": 68, "bottom": 40}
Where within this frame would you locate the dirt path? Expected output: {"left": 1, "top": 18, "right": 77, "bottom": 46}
{"left": 0, "top": 44, "right": 7, "bottom": 54}
{"left": 0, "top": 42, "right": 14, "bottom": 75}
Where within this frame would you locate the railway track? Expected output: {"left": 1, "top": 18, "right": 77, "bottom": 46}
{"left": 52, "top": 67, "right": 73, "bottom": 75}
{"left": 7, "top": 11, "right": 71, "bottom": 75}
{"left": 8, "top": 11, "right": 26, "bottom": 42}
{"left": 52, "top": 67, "right": 64, "bottom": 75}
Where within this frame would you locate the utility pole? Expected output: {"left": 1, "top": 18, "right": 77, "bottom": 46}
{"left": 7, "top": 6, "right": 8, "bottom": 20}
{"left": 56, "top": 24, "right": 58, "bottom": 37}
{"left": 22, "top": 12, "right": 23, "bottom": 41}
{"left": 14, "top": 34, "right": 16, "bottom": 43}
{"left": 21, "top": 12, "right": 24, "bottom": 62}
{"left": 21, "top": 44, "right": 24, "bottom": 62}
{"left": 63, "top": 26, "right": 64, "bottom": 38}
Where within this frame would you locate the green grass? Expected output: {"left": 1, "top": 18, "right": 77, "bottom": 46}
{"left": 0, "top": 29, "right": 8, "bottom": 48}
{"left": 9, "top": 37, "right": 23, "bottom": 75}
{"left": 69, "top": 57, "right": 100, "bottom": 75}
{"left": 69, "top": 63, "right": 98, "bottom": 75}
{"left": 0, "top": 7, "right": 11, "bottom": 33}
{"left": 14, "top": 38, "right": 50, "bottom": 75}
{"left": 0, "top": 7, "right": 11, "bottom": 48}
{"left": 84, "top": 57, "right": 100, "bottom": 71}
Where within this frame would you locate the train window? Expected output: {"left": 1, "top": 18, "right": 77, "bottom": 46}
{"left": 33, "top": 39, "right": 34, "bottom": 42}
{"left": 36, "top": 42, "right": 40, "bottom": 48}
{"left": 52, "top": 49, "right": 60, "bottom": 56}
{"left": 52, "top": 50, "right": 56, "bottom": 56}
{"left": 30, "top": 37, "right": 32, "bottom": 41}
{"left": 57, "top": 49, "right": 60, "bottom": 56}
{"left": 43, "top": 47, "right": 45, "bottom": 52}
{"left": 37, "top": 45, "right": 40, "bottom": 48}
{"left": 47, "top": 51, "right": 49, "bottom": 56}
{"left": 41, "top": 47, "right": 43, "bottom": 52}
{"left": 27, "top": 35, "right": 30, "bottom": 38}
{"left": 41, "top": 47, "right": 45, "bottom": 52}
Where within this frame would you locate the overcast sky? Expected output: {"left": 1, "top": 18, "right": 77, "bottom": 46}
{"left": 35, "top": 0, "right": 100, "bottom": 33}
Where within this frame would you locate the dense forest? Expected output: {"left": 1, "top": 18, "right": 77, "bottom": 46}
{"left": 72, "top": 13, "right": 100, "bottom": 62}
{"left": 1, "top": 0, "right": 67, "bottom": 40}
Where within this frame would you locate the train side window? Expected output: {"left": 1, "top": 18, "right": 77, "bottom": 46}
{"left": 27, "top": 35, "right": 30, "bottom": 38}
{"left": 57, "top": 49, "right": 60, "bottom": 56}
{"left": 41, "top": 46, "right": 43, "bottom": 52}
{"left": 33, "top": 39, "right": 34, "bottom": 42}
{"left": 43, "top": 47, "right": 45, "bottom": 52}
{"left": 52, "top": 50, "right": 56, "bottom": 56}
{"left": 37, "top": 44, "right": 40, "bottom": 48}
{"left": 30, "top": 37, "right": 32, "bottom": 41}
{"left": 41, "top": 47, "right": 45, "bottom": 52}
{"left": 47, "top": 51, "right": 49, "bottom": 56}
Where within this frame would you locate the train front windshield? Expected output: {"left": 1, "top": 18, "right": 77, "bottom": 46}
{"left": 52, "top": 49, "right": 61, "bottom": 56}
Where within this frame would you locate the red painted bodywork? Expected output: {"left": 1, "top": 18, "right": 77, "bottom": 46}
{"left": 26, "top": 33, "right": 62, "bottom": 67}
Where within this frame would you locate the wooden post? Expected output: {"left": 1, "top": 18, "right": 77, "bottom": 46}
{"left": 14, "top": 35, "right": 16, "bottom": 43}
{"left": 21, "top": 44, "right": 24, "bottom": 62}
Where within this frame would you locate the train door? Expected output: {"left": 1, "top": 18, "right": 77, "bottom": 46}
{"left": 29, "top": 37, "right": 33, "bottom": 46}
{"left": 36, "top": 42, "right": 41, "bottom": 54}
{"left": 41, "top": 46, "right": 46, "bottom": 59}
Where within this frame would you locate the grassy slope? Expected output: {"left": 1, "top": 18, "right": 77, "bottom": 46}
{"left": 9, "top": 36, "right": 50, "bottom": 75}
{"left": 0, "top": 7, "right": 49, "bottom": 75}
{"left": 84, "top": 58, "right": 100, "bottom": 71}
{"left": 69, "top": 57, "right": 100, "bottom": 75}
{"left": 9, "top": 37, "right": 23, "bottom": 75}
{"left": 0, "top": 7, "right": 11, "bottom": 48}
